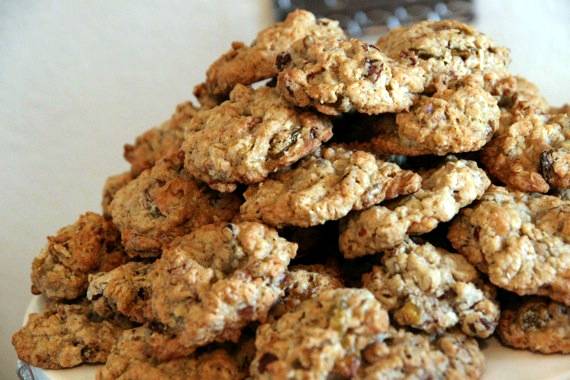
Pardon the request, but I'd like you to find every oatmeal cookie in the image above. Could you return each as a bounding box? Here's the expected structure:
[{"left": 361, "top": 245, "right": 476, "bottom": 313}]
[
  {"left": 360, "top": 81, "right": 499, "bottom": 156},
  {"left": 182, "top": 85, "right": 333, "bottom": 192},
  {"left": 358, "top": 328, "right": 485, "bottom": 379},
  {"left": 558, "top": 189, "right": 570, "bottom": 201},
  {"left": 251, "top": 288, "right": 389, "bottom": 379},
  {"left": 102, "top": 171, "right": 133, "bottom": 218},
  {"left": 448, "top": 185, "right": 570, "bottom": 305},
  {"left": 145, "top": 222, "right": 296, "bottom": 360},
  {"left": 204, "top": 9, "right": 345, "bottom": 96},
  {"left": 124, "top": 101, "right": 197, "bottom": 176},
  {"left": 340, "top": 159, "right": 490, "bottom": 258},
  {"left": 193, "top": 82, "right": 225, "bottom": 109},
  {"left": 269, "top": 264, "right": 344, "bottom": 319},
  {"left": 377, "top": 19, "right": 510, "bottom": 90},
  {"left": 240, "top": 146, "right": 421, "bottom": 228},
  {"left": 12, "top": 304, "right": 122, "bottom": 369},
  {"left": 276, "top": 36, "right": 426, "bottom": 115},
  {"left": 97, "top": 328, "right": 243, "bottom": 380},
  {"left": 362, "top": 239, "right": 499, "bottom": 337},
  {"left": 497, "top": 297, "right": 570, "bottom": 354},
  {"left": 88, "top": 262, "right": 152, "bottom": 323},
  {"left": 109, "top": 153, "right": 241, "bottom": 256},
  {"left": 482, "top": 111, "right": 570, "bottom": 192},
  {"left": 31, "top": 212, "right": 127, "bottom": 301}
]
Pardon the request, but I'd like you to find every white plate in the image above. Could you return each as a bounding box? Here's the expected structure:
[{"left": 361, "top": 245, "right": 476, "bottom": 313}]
[{"left": 17, "top": 296, "right": 570, "bottom": 380}]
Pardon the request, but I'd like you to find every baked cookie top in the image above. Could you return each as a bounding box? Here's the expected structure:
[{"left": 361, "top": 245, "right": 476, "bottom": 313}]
[
  {"left": 124, "top": 101, "right": 198, "bottom": 177},
  {"left": 358, "top": 328, "right": 485, "bottom": 380},
  {"left": 377, "top": 19, "right": 510, "bottom": 89},
  {"left": 269, "top": 264, "right": 344, "bottom": 320},
  {"left": 204, "top": 9, "right": 345, "bottom": 96},
  {"left": 182, "top": 85, "right": 333, "bottom": 192},
  {"left": 109, "top": 153, "right": 241, "bottom": 256},
  {"left": 31, "top": 212, "right": 127, "bottom": 301},
  {"left": 276, "top": 37, "right": 426, "bottom": 115},
  {"left": 251, "top": 288, "right": 389, "bottom": 379},
  {"left": 482, "top": 111, "right": 570, "bottom": 193},
  {"left": 88, "top": 262, "right": 152, "bottom": 323},
  {"left": 448, "top": 185, "right": 570, "bottom": 304},
  {"left": 12, "top": 304, "right": 122, "bottom": 369},
  {"left": 357, "top": 80, "right": 499, "bottom": 156},
  {"left": 340, "top": 158, "right": 490, "bottom": 258},
  {"left": 363, "top": 239, "right": 499, "bottom": 338},
  {"left": 102, "top": 171, "right": 133, "bottom": 218},
  {"left": 240, "top": 146, "right": 421, "bottom": 228},
  {"left": 498, "top": 297, "right": 570, "bottom": 354},
  {"left": 145, "top": 222, "right": 296, "bottom": 360},
  {"left": 97, "top": 328, "right": 243, "bottom": 380}
]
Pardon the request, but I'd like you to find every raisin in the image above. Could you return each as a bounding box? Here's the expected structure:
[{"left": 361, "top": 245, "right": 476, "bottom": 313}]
[{"left": 276, "top": 52, "right": 292, "bottom": 70}]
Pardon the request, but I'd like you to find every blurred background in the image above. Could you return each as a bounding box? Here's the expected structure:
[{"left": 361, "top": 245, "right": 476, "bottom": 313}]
[{"left": 0, "top": 0, "right": 569, "bottom": 377}]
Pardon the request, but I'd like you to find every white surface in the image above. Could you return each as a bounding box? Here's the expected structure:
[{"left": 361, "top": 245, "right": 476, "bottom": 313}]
[
  {"left": 19, "top": 296, "right": 570, "bottom": 380},
  {"left": 1, "top": 0, "right": 569, "bottom": 378}
]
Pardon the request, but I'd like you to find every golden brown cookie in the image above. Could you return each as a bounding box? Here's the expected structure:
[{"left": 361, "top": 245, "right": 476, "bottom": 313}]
[
  {"left": 88, "top": 262, "right": 152, "bottom": 323},
  {"left": 363, "top": 239, "right": 499, "bottom": 338},
  {"left": 448, "top": 185, "right": 570, "bottom": 305},
  {"left": 269, "top": 264, "right": 344, "bottom": 319},
  {"left": 498, "top": 297, "right": 570, "bottom": 354},
  {"left": 124, "top": 101, "right": 197, "bottom": 176},
  {"left": 145, "top": 222, "right": 296, "bottom": 360},
  {"left": 240, "top": 146, "right": 421, "bottom": 228},
  {"left": 359, "top": 328, "right": 485, "bottom": 379},
  {"left": 251, "top": 288, "right": 389, "bottom": 379},
  {"left": 482, "top": 111, "right": 570, "bottom": 192},
  {"left": 109, "top": 153, "right": 241, "bottom": 256},
  {"left": 357, "top": 80, "right": 499, "bottom": 156},
  {"left": 97, "top": 328, "right": 243, "bottom": 380},
  {"left": 276, "top": 36, "right": 426, "bottom": 115},
  {"left": 182, "top": 85, "right": 333, "bottom": 192},
  {"left": 102, "top": 171, "right": 133, "bottom": 218},
  {"left": 31, "top": 212, "right": 127, "bottom": 301},
  {"left": 340, "top": 158, "right": 490, "bottom": 258},
  {"left": 204, "top": 9, "right": 345, "bottom": 96},
  {"left": 12, "top": 304, "right": 122, "bottom": 369},
  {"left": 377, "top": 19, "right": 510, "bottom": 90}
]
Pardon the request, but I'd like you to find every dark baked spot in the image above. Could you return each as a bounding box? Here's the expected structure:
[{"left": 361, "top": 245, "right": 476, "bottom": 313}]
[
  {"left": 539, "top": 150, "right": 555, "bottom": 185},
  {"left": 258, "top": 352, "right": 278, "bottom": 373},
  {"left": 276, "top": 52, "right": 292, "bottom": 71}
]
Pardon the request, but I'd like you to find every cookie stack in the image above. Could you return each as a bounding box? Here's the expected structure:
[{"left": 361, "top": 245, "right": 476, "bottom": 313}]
[{"left": 12, "top": 10, "right": 570, "bottom": 379}]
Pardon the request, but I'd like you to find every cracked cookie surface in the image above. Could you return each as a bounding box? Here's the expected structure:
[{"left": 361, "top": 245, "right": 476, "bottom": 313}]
[
  {"left": 358, "top": 81, "right": 499, "bottom": 156},
  {"left": 358, "top": 328, "right": 485, "bottom": 380},
  {"left": 482, "top": 111, "right": 570, "bottom": 192},
  {"left": 204, "top": 9, "right": 345, "bottom": 96},
  {"left": 448, "top": 185, "right": 570, "bottom": 305},
  {"left": 363, "top": 239, "right": 499, "bottom": 337},
  {"left": 269, "top": 264, "right": 344, "bottom": 319},
  {"left": 340, "top": 159, "right": 490, "bottom": 258},
  {"left": 251, "top": 288, "right": 389, "bottom": 379},
  {"left": 12, "top": 304, "right": 122, "bottom": 369},
  {"left": 377, "top": 19, "right": 510, "bottom": 90},
  {"left": 182, "top": 85, "right": 333, "bottom": 192},
  {"left": 88, "top": 262, "right": 152, "bottom": 323},
  {"left": 109, "top": 153, "right": 241, "bottom": 256},
  {"left": 97, "top": 328, "right": 243, "bottom": 380},
  {"left": 498, "top": 297, "right": 570, "bottom": 354},
  {"left": 276, "top": 37, "right": 426, "bottom": 115},
  {"left": 102, "top": 172, "right": 133, "bottom": 218},
  {"left": 145, "top": 222, "right": 296, "bottom": 360},
  {"left": 124, "top": 101, "right": 198, "bottom": 176},
  {"left": 31, "top": 212, "right": 127, "bottom": 301},
  {"left": 240, "top": 146, "right": 421, "bottom": 228}
]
